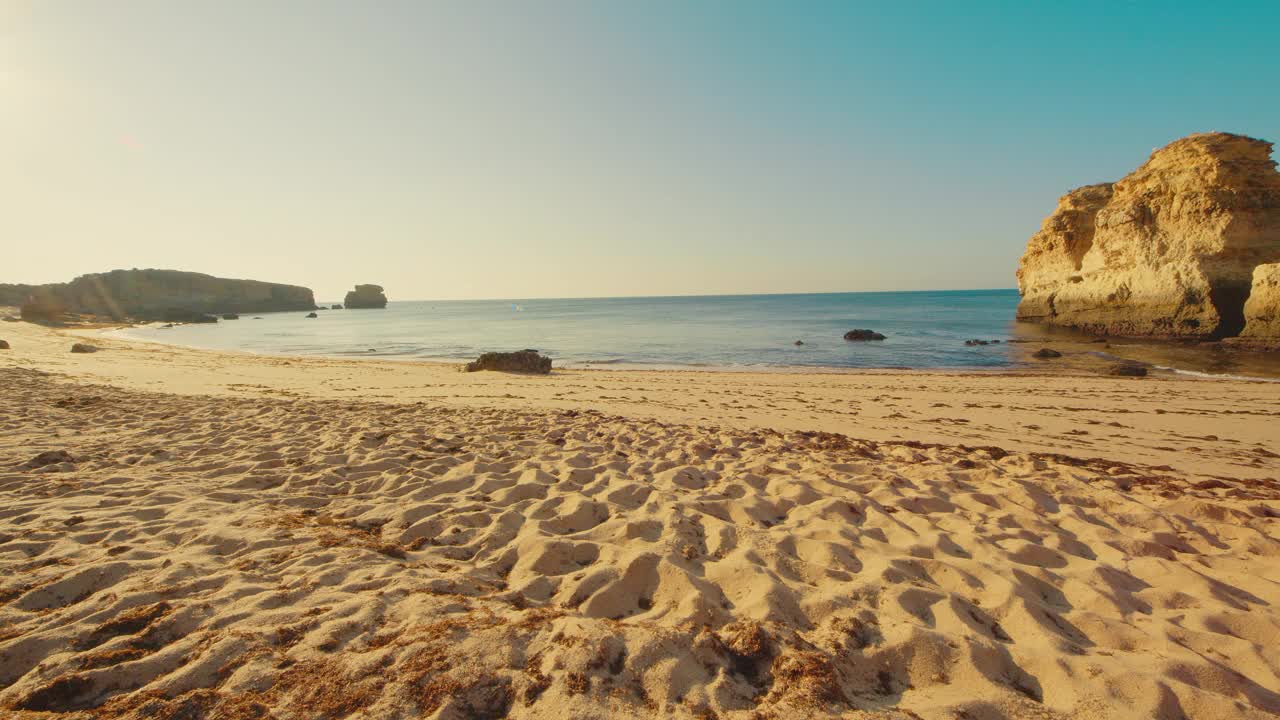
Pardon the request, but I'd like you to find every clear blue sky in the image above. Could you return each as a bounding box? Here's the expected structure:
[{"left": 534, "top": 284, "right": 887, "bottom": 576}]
[{"left": 3, "top": 1, "right": 1277, "bottom": 300}]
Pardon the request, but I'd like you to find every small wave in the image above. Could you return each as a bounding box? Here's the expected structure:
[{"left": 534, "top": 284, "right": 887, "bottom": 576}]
[{"left": 1155, "top": 366, "right": 1280, "bottom": 383}]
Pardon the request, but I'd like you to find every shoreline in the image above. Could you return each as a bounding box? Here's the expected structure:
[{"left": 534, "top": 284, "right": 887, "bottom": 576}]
[
  {"left": 3, "top": 319, "right": 1279, "bottom": 483},
  {"left": 102, "top": 321, "right": 1280, "bottom": 382}
]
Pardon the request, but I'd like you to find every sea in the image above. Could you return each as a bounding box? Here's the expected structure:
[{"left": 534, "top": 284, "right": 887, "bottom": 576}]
[{"left": 112, "top": 289, "right": 1280, "bottom": 378}]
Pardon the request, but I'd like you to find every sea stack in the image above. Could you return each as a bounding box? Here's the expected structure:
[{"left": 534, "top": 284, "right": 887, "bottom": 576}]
[
  {"left": 1015, "top": 132, "right": 1280, "bottom": 340},
  {"left": 344, "top": 284, "right": 388, "bottom": 309}
]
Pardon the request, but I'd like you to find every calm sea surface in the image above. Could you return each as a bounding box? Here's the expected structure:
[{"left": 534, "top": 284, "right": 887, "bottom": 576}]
[
  {"left": 112, "top": 289, "right": 1280, "bottom": 377},
  {"left": 116, "top": 290, "right": 1023, "bottom": 369}
]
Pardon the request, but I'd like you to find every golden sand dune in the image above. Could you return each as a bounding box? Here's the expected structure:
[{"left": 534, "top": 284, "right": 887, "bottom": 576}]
[{"left": 2, "top": 360, "right": 1279, "bottom": 719}]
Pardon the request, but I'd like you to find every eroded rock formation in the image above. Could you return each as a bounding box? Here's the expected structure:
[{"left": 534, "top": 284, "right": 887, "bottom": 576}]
[
  {"left": 1016, "top": 133, "right": 1280, "bottom": 340},
  {"left": 1239, "top": 263, "right": 1280, "bottom": 340},
  {"left": 344, "top": 284, "right": 388, "bottom": 309},
  {"left": 464, "top": 350, "right": 552, "bottom": 374},
  {"left": 2, "top": 270, "right": 315, "bottom": 322}
]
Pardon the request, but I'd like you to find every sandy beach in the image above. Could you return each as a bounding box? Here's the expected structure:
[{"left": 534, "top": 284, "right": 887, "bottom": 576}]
[{"left": 3, "top": 320, "right": 1280, "bottom": 719}]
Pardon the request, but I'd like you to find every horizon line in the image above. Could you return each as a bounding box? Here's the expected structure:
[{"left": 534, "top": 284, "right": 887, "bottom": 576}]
[{"left": 338, "top": 286, "right": 1020, "bottom": 304}]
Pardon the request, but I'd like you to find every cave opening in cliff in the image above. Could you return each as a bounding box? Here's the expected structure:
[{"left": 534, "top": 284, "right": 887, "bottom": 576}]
[{"left": 1207, "top": 281, "right": 1252, "bottom": 339}]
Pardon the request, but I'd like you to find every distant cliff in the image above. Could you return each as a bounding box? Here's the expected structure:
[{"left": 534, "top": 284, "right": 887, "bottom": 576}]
[
  {"left": 1, "top": 269, "right": 316, "bottom": 321},
  {"left": 1016, "top": 132, "right": 1280, "bottom": 340}
]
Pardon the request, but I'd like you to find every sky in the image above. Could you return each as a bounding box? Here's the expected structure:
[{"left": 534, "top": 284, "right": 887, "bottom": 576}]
[{"left": 3, "top": 1, "right": 1278, "bottom": 301}]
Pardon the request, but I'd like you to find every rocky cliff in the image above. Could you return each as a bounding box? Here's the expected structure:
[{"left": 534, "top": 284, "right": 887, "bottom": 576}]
[
  {"left": 2, "top": 269, "right": 316, "bottom": 321},
  {"left": 344, "top": 284, "right": 388, "bottom": 309},
  {"left": 1239, "top": 263, "right": 1280, "bottom": 340},
  {"left": 1016, "top": 132, "right": 1280, "bottom": 339}
]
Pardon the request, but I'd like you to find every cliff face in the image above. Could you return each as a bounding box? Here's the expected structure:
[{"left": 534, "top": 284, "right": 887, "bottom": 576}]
[
  {"left": 344, "top": 284, "right": 388, "bottom": 309},
  {"left": 3, "top": 269, "right": 316, "bottom": 321},
  {"left": 1240, "top": 263, "right": 1280, "bottom": 339},
  {"left": 1016, "top": 132, "right": 1280, "bottom": 339}
]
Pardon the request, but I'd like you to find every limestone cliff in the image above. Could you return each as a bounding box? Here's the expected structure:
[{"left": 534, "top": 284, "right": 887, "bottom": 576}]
[
  {"left": 1016, "top": 132, "right": 1280, "bottom": 339},
  {"left": 2, "top": 269, "right": 316, "bottom": 321},
  {"left": 1239, "top": 263, "right": 1280, "bottom": 340},
  {"left": 344, "top": 284, "right": 388, "bottom": 309}
]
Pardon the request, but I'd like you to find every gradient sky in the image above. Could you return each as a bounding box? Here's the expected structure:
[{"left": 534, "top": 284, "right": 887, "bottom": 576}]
[{"left": 3, "top": 1, "right": 1278, "bottom": 301}]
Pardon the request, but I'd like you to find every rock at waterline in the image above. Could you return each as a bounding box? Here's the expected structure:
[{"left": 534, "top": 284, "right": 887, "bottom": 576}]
[
  {"left": 1109, "top": 362, "right": 1149, "bottom": 377},
  {"left": 1032, "top": 348, "right": 1062, "bottom": 359},
  {"left": 305, "top": 312, "right": 318, "bottom": 319},
  {"left": 70, "top": 343, "right": 100, "bottom": 354},
  {"left": 331, "top": 304, "right": 343, "bottom": 310},
  {"left": 794, "top": 340, "right": 804, "bottom": 346},
  {"left": 464, "top": 350, "right": 552, "bottom": 374},
  {"left": 344, "top": 284, "right": 388, "bottom": 309},
  {"left": 844, "top": 329, "right": 886, "bottom": 341},
  {"left": 222, "top": 313, "right": 240, "bottom": 320}
]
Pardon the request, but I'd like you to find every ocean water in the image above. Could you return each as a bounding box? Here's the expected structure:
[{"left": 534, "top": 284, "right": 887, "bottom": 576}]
[{"left": 114, "top": 289, "right": 1028, "bottom": 370}]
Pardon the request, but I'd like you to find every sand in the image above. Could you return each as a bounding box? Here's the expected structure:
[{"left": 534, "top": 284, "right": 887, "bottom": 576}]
[{"left": 1, "top": 320, "right": 1279, "bottom": 719}]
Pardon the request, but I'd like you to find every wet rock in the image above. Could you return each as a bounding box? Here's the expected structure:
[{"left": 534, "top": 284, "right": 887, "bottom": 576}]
[
  {"left": 221, "top": 313, "right": 239, "bottom": 320},
  {"left": 965, "top": 339, "right": 991, "bottom": 346},
  {"left": 331, "top": 304, "right": 343, "bottom": 310},
  {"left": 1109, "top": 362, "right": 1149, "bottom": 377},
  {"left": 844, "top": 329, "right": 886, "bottom": 341},
  {"left": 305, "top": 312, "right": 318, "bottom": 318},
  {"left": 1032, "top": 348, "right": 1062, "bottom": 359},
  {"left": 464, "top": 350, "right": 552, "bottom": 374},
  {"left": 0, "top": 339, "right": 8, "bottom": 350},
  {"left": 794, "top": 340, "right": 804, "bottom": 346},
  {"left": 70, "top": 343, "right": 100, "bottom": 354}
]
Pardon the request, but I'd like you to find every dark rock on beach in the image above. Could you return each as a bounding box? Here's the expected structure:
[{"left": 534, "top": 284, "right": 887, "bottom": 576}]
[
  {"left": 1032, "top": 348, "right": 1062, "bottom": 359},
  {"left": 464, "top": 350, "right": 552, "bottom": 374},
  {"left": 1109, "top": 362, "right": 1149, "bottom": 377},
  {"left": 70, "top": 343, "right": 100, "bottom": 354},
  {"left": 221, "top": 313, "right": 240, "bottom": 320},
  {"left": 794, "top": 340, "right": 804, "bottom": 346},
  {"left": 0, "top": 340, "right": 8, "bottom": 350},
  {"left": 305, "top": 312, "right": 318, "bottom": 318},
  {"left": 27, "top": 450, "right": 75, "bottom": 469},
  {"left": 331, "top": 304, "right": 343, "bottom": 310},
  {"left": 844, "top": 329, "right": 886, "bottom": 341}
]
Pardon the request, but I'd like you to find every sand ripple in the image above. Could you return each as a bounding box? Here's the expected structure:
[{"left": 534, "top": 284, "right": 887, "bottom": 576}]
[{"left": 2, "top": 368, "right": 1279, "bottom": 719}]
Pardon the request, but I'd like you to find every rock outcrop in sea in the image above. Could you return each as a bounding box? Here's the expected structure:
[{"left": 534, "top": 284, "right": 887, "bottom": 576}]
[
  {"left": 1016, "top": 132, "right": 1280, "bottom": 340},
  {"left": 1, "top": 269, "right": 316, "bottom": 322},
  {"left": 344, "top": 284, "right": 388, "bottom": 309}
]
